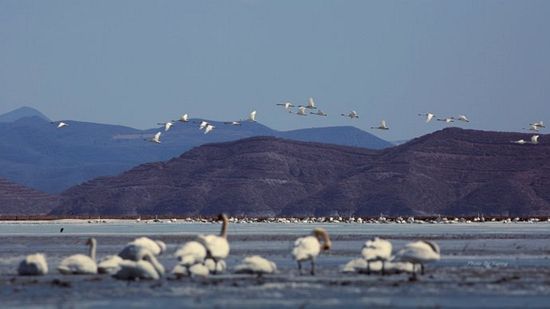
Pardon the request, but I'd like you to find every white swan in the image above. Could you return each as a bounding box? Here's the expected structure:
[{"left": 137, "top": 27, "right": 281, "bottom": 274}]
[
  {"left": 119, "top": 237, "right": 166, "bottom": 261},
  {"left": 204, "top": 258, "right": 226, "bottom": 274},
  {"left": 276, "top": 102, "right": 294, "bottom": 112},
  {"left": 310, "top": 110, "right": 328, "bottom": 116},
  {"left": 456, "top": 115, "right": 469, "bottom": 122},
  {"left": 178, "top": 114, "right": 189, "bottom": 123},
  {"left": 371, "top": 120, "right": 389, "bottom": 130},
  {"left": 295, "top": 106, "right": 308, "bottom": 116},
  {"left": 197, "top": 214, "right": 230, "bottom": 274},
  {"left": 361, "top": 237, "right": 392, "bottom": 274},
  {"left": 392, "top": 240, "right": 440, "bottom": 277},
  {"left": 530, "top": 121, "right": 545, "bottom": 128},
  {"left": 224, "top": 121, "right": 241, "bottom": 126},
  {"left": 175, "top": 241, "right": 207, "bottom": 267},
  {"left": 248, "top": 110, "right": 257, "bottom": 122},
  {"left": 172, "top": 262, "right": 210, "bottom": 278},
  {"left": 146, "top": 132, "right": 162, "bottom": 144},
  {"left": 531, "top": 135, "right": 540, "bottom": 144},
  {"left": 418, "top": 113, "right": 435, "bottom": 123},
  {"left": 18, "top": 253, "right": 48, "bottom": 276},
  {"left": 199, "top": 121, "right": 209, "bottom": 130},
  {"left": 56, "top": 122, "right": 68, "bottom": 128},
  {"left": 341, "top": 258, "right": 367, "bottom": 273},
  {"left": 511, "top": 139, "right": 527, "bottom": 144},
  {"left": 341, "top": 111, "right": 359, "bottom": 119},
  {"left": 58, "top": 238, "right": 98, "bottom": 275},
  {"left": 234, "top": 255, "right": 277, "bottom": 277},
  {"left": 97, "top": 255, "right": 123, "bottom": 274},
  {"left": 157, "top": 121, "right": 174, "bottom": 132},
  {"left": 204, "top": 124, "right": 215, "bottom": 134},
  {"left": 437, "top": 117, "right": 454, "bottom": 123},
  {"left": 113, "top": 252, "right": 165, "bottom": 281},
  {"left": 292, "top": 228, "right": 331, "bottom": 275},
  {"left": 300, "top": 97, "right": 317, "bottom": 109}
]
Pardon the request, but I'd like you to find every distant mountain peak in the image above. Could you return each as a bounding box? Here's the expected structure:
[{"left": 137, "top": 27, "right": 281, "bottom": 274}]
[{"left": 0, "top": 106, "right": 51, "bottom": 123}]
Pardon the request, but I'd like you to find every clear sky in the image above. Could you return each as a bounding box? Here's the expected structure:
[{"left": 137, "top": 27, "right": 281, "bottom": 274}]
[{"left": 1, "top": 0, "right": 549, "bottom": 140}]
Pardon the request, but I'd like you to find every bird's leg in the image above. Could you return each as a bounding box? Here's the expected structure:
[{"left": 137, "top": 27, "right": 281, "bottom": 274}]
[
  {"left": 213, "top": 259, "right": 218, "bottom": 275},
  {"left": 421, "top": 263, "right": 425, "bottom": 275},
  {"left": 297, "top": 261, "right": 302, "bottom": 275},
  {"left": 310, "top": 259, "right": 316, "bottom": 276},
  {"left": 367, "top": 261, "right": 371, "bottom": 275},
  {"left": 381, "top": 261, "right": 385, "bottom": 276}
]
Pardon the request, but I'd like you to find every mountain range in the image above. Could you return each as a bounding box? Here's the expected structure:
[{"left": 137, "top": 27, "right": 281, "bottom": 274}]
[
  {"left": 51, "top": 128, "right": 550, "bottom": 217},
  {"left": 0, "top": 107, "right": 392, "bottom": 193}
]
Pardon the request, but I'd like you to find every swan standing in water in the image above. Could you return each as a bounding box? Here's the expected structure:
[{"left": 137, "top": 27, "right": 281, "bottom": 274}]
[
  {"left": 392, "top": 240, "right": 440, "bottom": 278},
  {"left": 234, "top": 255, "right": 277, "bottom": 277},
  {"left": 58, "top": 238, "right": 98, "bottom": 275},
  {"left": 292, "top": 228, "right": 332, "bottom": 275},
  {"left": 113, "top": 252, "right": 165, "bottom": 281},
  {"left": 18, "top": 253, "right": 48, "bottom": 276},
  {"left": 173, "top": 240, "right": 207, "bottom": 274},
  {"left": 361, "top": 237, "right": 392, "bottom": 274},
  {"left": 172, "top": 262, "right": 210, "bottom": 278},
  {"left": 197, "top": 214, "right": 230, "bottom": 274}
]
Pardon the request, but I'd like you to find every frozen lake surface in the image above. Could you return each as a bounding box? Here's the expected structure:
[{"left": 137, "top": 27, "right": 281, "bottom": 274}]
[{"left": 1, "top": 222, "right": 549, "bottom": 308}]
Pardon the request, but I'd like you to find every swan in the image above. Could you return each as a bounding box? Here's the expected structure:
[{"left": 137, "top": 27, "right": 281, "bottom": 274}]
[
  {"left": 418, "top": 113, "right": 435, "bottom": 123},
  {"left": 248, "top": 110, "right": 257, "bottom": 122},
  {"left": 525, "top": 124, "right": 540, "bottom": 132},
  {"left": 437, "top": 117, "right": 454, "bottom": 123},
  {"left": 58, "top": 238, "right": 98, "bottom": 275},
  {"left": 456, "top": 115, "right": 469, "bottom": 122},
  {"left": 145, "top": 132, "right": 162, "bottom": 144},
  {"left": 178, "top": 114, "right": 189, "bottom": 123},
  {"left": 234, "top": 255, "right": 277, "bottom": 277},
  {"left": 371, "top": 120, "right": 389, "bottom": 130},
  {"left": 97, "top": 255, "right": 123, "bottom": 274},
  {"left": 175, "top": 241, "right": 207, "bottom": 267},
  {"left": 310, "top": 110, "right": 328, "bottom": 116},
  {"left": 204, "top": 124, "right": 215, "bottom": 134},
  {"left": 292, "top": 228, "right": 331, "bottom": 275},
  {"left": 531, "top": 135, "right": 540, "bottom": 144},
  {"left": 224, "top": 121, "right": 241, "bottom": 126},
  {"left": 361, "top": 237, "right": 392, "bottom": 274},
  {"left": 157, "top": 121, "right": 174, "bottom": 132},
  {"left": 295, "top": 106, "right": 308, "bottom": 116},
  {"left": 511, "top": 139, "right": 527, "bottom": 144},
  {"left": 199, "top": 121, "right": 209, "bottom": 130},
  {"left": 276, "top": 102, "right": 294, "bottom": 112},
  {"left": 204, "top": 258, "right": 226, "bottom": 274},
  {"left": 341, "top": 111, "right": 359, "bottom": 119},
  {"left": 392, "top": 240, "right": 440, "bottom": 277},
  {"left": 119, "top": 237, "right": 166, "bottom": 261},
  {"left": 52, "top": 121, "right": 68, "bottom": 128},
  {"left": 299, "top": 97, "right": 317, "bottom": 109},
  {"left": 113, "top": 252, "right": 165, "bottom": 281},
  {"left": 196, "top": 214, "right": 230, "bottom": 274},
  {"left": 341, "top": 258, "right": 367, "bottom": 273},
  {"left": 530, "top": 121, "right": 545, "bottom": 128},
  {"left": 172, "top": 262, "right": 210, "bottom": 278},
  {"left": 18, "top": 253, "right": 48, "bottom": 276}
]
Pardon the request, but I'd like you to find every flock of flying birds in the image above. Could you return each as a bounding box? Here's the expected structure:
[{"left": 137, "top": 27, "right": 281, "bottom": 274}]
[
  {"left": 50, "top": 97, "right": 544, "bottom": 145},
  {"left": 16, "top": 215, "right": 440, "bottom": 280}
]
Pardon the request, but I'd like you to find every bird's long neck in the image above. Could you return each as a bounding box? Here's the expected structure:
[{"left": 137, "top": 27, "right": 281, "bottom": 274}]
[
  {"left": 219, "top": 216, "right": 228, "bottom": 238},
  {"left": 148, "top": 254, "right": 165, "bottom": 277},
  {"left": 89, "top": 241, "right": 96, "bottom": 261}
]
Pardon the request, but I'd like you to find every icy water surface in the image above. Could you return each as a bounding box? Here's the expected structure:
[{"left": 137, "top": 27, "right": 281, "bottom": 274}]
[{"left": 1, "top": 222, "right": 550, "bottom": 308}]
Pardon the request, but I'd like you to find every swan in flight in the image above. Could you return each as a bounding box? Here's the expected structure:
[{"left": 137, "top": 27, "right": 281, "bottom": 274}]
[
  {"left": 113, "top": 252, "right": 165, "bottom": 281},
  {"left": 197, "top": 214, "right": 230, "bottom": 274},
  {"left": 361, "top": 237, "right": 392, "bottom": 274},
  {"left": 176, "top": 114, "right": 189, "bottom": 123},
  {"left": 531, "top": 135, "right": 540, "bottom": 144},
  {"left": 511, "top": 139, "right": 527, "bottom": 145},
  {"left": 299, "top": 97, "right": 317, "bottom": 110},
  {"left": 248, "top": 110, "right": 257, "bottom": 122},
  {"left": 341, "top": 111, "right": 359, "bottom": 119},
  {"left": 234, "top": 255, "right": 277, "bottom": 277},
  {"left": 224, "top": 121, "right": 241, "bottom": 126},
  {"left": 199, "top": 121, "right": 209, "bottom": 130},
  {"left": 18, "top": 253, "right": 48, "bottom": 276},
  {"left": 276, "top": 102, "right": 294, "bottom": 112},
  {"left": 530, "top": 121, "right": 545, "bottom": 129},
  {"left": 524, "top": 124, "right": 540, "bottom": 132},
  {"left": 58, "top": 238, "right": 98, "bottom": 275},
  {"left": 437, "top": 117, "right": 454, "bottom": 123},
  {"left": 157, "top": 121, "right": 174, "bottom": 132},
  {"left": 310, "top": 110, "right": 328, "bottom": 116},
  {"left": 145, "top": 132, "right": 162, "bottom": 144},
  {"left": 204, "top": 124, "right": 215, "bottom": 134},
  {"left": 418, "top": 113, "right": 435, "bottom": 123},
  {"left": 292, "top": 228, "right": 331, "bottom": 275},
  {"left": 52, "top": 121, "right": 68, "bottom": 128},
  {"left": 371, "top": 120, "right": 389, "bottom": 130},
  {"left": 295, "top": 106, "right": 308, "bottom": 116},
  {"left": 456, "top": 115, "right": 469, "bottom": 122},
  {"left": 392, "top": 240, "right": 440, "bottom": 278}
]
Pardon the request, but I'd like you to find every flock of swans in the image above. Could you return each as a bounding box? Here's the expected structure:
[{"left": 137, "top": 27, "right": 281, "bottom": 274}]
[
  {"left": 49, "top": 97, "right": 544, "bottom": 146},
  {"left": 16, "top": 214, "right": 440, "bottom": 281}
]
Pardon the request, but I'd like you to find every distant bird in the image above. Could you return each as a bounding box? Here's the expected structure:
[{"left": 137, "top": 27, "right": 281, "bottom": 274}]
[
  {"left": 456, "top": 115, "right": 469, "bottom": 122},
  {"left": 511, "top": 139, "right": 527, "bottom": 145},
  {"left": 178, "top": 114, "right": 189, "bottom": 123},
  {"left": 341, "top": 111, "right": 359, "bottom": 119},
  {"left": 531, "top": 135, "right": 540, "bottom": 144},
  {"left": 299, "top": 97, "right": 317, "bottom": 110},
  {"left": 234, "top": 255, "right": 277, "bottom": 277},
  {"left": 437, "top": 117, "right": 454, "bottom": 123},
  {"left": 524, "top": 124, "right": 540, "bottom": 132},
  {"left": 58, "top": 238, "right": 98, "bottom": 275},
  {"left": 361, "top": 237, "right": 392, "bottom": 274},
  {"left": 197, "top": 214, "right": 230, "bottom": 274},
  {"left": 60, "top": 228, "right": 64, "bottom": 233},
  {"left": 199, "top": 121, "right": 209, "bottom": 130},
  {"left": 97, "top": 255, "right": 123, "bottom": 274},
  {"left": 392, "top": 240, "right": 440, "bottom": 277},
  {"left": 52, "top": 121, "right": 68, "bottom": 128},
  {"left": 204, "top": 124, "right": 215, "bottom": 134},
  {"left": 276, "top": 102, "right": 294, "bottom": 112},
  {"left": 418, "top": 113, "right": 435, "bottom": 123},
  {"left": 18, "top": 253, "right": 48, "bottom": 276},
  {"left": 371, "top": 120, "right": 389, "bottom": 130},
  {"left": 146, "top": 132, "right": 162, "bottom": 144},
  {"left": 248, "top": 110, "right": 257, "bottom": 122},
  {"left": 224, "top": 121, "right": 241, "bottom": 126},
  {"left": 157, "top": 121, "right": 174, "bottom": 132},
  {"left": 310, "top": 110, "right": 328, "bottom": 116},
  {"left": 113, "top": 252, "right": 165, "bottom": 281},
  {"left": 530, "top": 121, "right": 545, "bottom": 129},
  {"left": 292, "top": 228, "right": 331, "bottom": 275},
  {"left": 295, "top": 106, "right": 308, "bottom": 116}
]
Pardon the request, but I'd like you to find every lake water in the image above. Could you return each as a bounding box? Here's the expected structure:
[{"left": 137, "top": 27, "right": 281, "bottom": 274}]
[{"left": 1, "top": 221, "right": 549, "bottom": 308}]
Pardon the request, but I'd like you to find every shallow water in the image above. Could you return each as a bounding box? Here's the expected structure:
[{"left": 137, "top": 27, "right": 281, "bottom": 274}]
[{"left": 1, "top": 222, "right": 549, "bottom": 308}]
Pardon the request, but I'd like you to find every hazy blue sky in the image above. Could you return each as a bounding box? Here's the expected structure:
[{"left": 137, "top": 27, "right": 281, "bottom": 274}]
[{"left": 1, "top": 0, "right": 549, "bottom": 140}]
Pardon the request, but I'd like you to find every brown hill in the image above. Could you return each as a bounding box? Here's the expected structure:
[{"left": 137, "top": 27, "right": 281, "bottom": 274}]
[
  {"left": 51, "top": 128, "right": 550, "bottom": 217},
  {"left": 0, "top": 178, "right": 59, "bottom": 215}
]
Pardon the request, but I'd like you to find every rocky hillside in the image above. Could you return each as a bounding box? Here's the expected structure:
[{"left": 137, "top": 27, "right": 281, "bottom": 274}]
[
  {"left": 51, "top": 128, "right": 550, "bottom": 217},
  {"left": 0, "top": 178, "right": 59, "bottom": 215}
]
